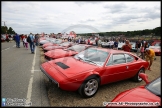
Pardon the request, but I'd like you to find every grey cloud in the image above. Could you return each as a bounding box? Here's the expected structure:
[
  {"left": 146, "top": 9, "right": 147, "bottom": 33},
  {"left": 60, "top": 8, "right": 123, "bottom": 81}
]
[
  {"left": 143, "top": 12, "right": 160, "bottom": 19},
  {"left": 104, "top": 3, "right": 127, "bottom": 13},
  {"left": 87, "top": 19, "right": 95, "bottom": 22},
  {"left": 79, "top": 19, "right": 95, "bottom": 23},
  {"left": 75, "top": 1, "right": 101, "bottom": 6}
]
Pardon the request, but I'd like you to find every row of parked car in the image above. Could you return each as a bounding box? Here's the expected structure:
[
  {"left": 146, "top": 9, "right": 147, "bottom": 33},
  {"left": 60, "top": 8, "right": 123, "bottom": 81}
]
[
  {"left": 39, "top": 37, "right": 160, "bottom": 106},
  {"left": 1, "top": 34, "right": 14, "bottom": 42}
]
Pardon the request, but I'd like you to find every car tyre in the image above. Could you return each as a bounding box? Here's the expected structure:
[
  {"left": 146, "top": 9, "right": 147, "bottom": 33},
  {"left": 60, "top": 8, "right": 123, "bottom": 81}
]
[
  {"left": 132, "top": 68, "right": 145, "bottom": 82},
  {"left": 78, "top": 77, "right": 99, "bottom": 98}
]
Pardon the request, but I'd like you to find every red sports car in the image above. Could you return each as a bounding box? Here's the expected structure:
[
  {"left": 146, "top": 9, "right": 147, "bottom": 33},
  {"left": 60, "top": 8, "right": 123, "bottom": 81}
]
[
  {"left": 151, "top": 40, "right": 161, "bottom": 46},
  {"left": 42, "top": 42, "right": 58, "bottom": 48},
  {"left": 44, "top": 44, "right": 93, "bottom": 60},
  {"left": 43, "top": 42, "right": 75, "bottom": 52},
  {"left": 109, "top": 73, "right": 161, "bottom": 107},
  {"left": 42, "top": 39, "right": 63, "bottom": 48},
  {"left": 40, "top": 48, "right": 149, "bottom": 98}
]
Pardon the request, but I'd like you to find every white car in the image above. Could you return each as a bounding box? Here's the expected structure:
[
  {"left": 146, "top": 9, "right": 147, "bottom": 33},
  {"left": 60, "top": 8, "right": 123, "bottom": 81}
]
[
  {"left": 101, "top": 42, "right": 110, "bottom": 47},
  {"left": 130, "top": 42, "right": 137, "bottom": 52},
  {"left": 118, "top": 42, "right": 125, "bottom": 50}
]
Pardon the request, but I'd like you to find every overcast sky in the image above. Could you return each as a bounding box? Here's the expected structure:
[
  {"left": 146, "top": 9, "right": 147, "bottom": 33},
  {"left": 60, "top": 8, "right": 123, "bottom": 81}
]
[{"left": 2, "top": 1, "right": 161, "bottom": 34}]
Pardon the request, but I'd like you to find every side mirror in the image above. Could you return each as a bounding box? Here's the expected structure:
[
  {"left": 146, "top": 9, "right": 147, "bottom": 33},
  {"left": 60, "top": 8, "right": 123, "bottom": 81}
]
[{"left": 139, "top": 73, "right": 150, "bottom": 84}]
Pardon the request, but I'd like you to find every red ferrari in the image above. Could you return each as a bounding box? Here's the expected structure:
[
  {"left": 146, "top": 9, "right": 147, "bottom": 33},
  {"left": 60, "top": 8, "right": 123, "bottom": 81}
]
[
  {"left": 40, "top": 48, "right": 149, "bottom": 98},
  {"left": 44, "top": 44, "right": 93, "bottom": 60},
  {"left": 43, "top": 42, "right": 75, "bottom": 52},
  {"left": 42, "top": 39, "right": 63, "bottom": 48},
  {"left": 109, "top": 73, "right": 161, "bottom": 107},
  {"left": 42, "top": 42, "right": 58, "bottom": 48}
]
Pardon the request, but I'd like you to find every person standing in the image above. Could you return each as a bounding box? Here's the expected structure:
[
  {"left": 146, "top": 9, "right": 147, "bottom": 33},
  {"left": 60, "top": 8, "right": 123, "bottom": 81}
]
[
  {"left": 145, "top": 48, "right": 155, "bottom": 71},
  {"left": 15, "top": 33, "right": 20, "bottom": 48},
  {"left": 98, "top": 38, "right": 102, "bottom": 47},
  {"left": 113, "top": 39, "right": 118, "bottom": 50},
  {"left": 135, "top": 39, "right": 141, "bottom": 56},
  {"left": 139, "top": 44, "right": 145, "bottom": 59},
  {"left": 21, "top": 34, "right": 25, "bottom": 47},
  {"left": 6, "top": 34, "right": 10, "bottom": 42},
  {"left": 110, "top": 40, "right": 114, "bottom": 49},
  {"left": 144, "top": 41, "right": 149, "bottom": 50},
  {"left": 122, "top": 40, "right": 132, "bottom": 52},
  {"left": 29, "top": 33, "right": 35, "bottom": 54},
  {"left": 23, "top": 35, "right": 28, "bottom": 49},
  {"left": 88, "top": 38, "right": 90, "bottom": 45},
  {"left": 35, "top": 34, "right": 39, "bottom": 46}
]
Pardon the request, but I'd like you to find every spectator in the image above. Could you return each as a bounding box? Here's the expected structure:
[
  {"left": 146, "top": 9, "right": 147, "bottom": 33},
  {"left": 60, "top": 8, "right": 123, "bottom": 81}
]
[
  {"left": 113, "top": 39, "right": 118, "bottom": 50},
  {"left": 22, "top": 34, "right": 25, "bottom": 47},
  {"left": 23, "top": 35, "right": 28, "bottom": 50},
  {"left": 139, "top": 44, "right": 145, "bottom": 59},
  {"left": 95, "top": 37, "right": 98, "bottom": 46},
  {"left": 122, "top": 40, "right": 132, "bottom": 52},
  {"left": 144, "top": 41, "right": 149, "bottom": 50},
  {"left": 15, "top": 33, "right": 20, "bottom": 48},
  {"left": 135, "top": 39, "right": 141, "bottom": 56},
  {"left": 8, "top": 34, "right": 12, "bottom": 42},
  {"left": 35, "top": 34, "right": 39, "bottom": 46},
  {"left": 110, "top": 40, "right": 114, "bottom": 49},
  {"left": 6, "top": 34, "right": 9, "bottom": 42},
  {"left": 88, "top": 38, "right": 90, "bottom": 45},
  {"left": 145, "top": 48, "right": 155, "bottom": 71},
  {"left": 29, "top": 33, "right": 35, "bottom": 54},
  {"left": 98, "top": 38, "right": 102, "bottom": 47}
]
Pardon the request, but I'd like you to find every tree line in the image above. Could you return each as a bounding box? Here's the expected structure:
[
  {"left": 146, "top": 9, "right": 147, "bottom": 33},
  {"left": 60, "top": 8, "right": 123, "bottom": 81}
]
[
  {"left": 1, "top": 26, "right": 16, "bottom": 34},
  {"left": 77, "top": 26, "right": 161, "bottom": 37}
]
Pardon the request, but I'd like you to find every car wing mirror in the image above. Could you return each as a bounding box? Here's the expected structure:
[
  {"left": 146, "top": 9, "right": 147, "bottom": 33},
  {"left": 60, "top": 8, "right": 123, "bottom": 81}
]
[{"left": 139, "top": 73, "right": 150, "bottom": 84}]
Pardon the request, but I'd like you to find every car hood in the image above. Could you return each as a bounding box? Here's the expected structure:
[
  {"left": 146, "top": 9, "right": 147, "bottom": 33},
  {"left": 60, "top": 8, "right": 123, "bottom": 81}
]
[
  {"left": 47, "top": 57, "right": 98, "bottom": 78},
  {"left": 44, "top": 49, "right": 78, "bottom": 59},
  {"left": 43, "top": 43, "right": 53, "bottom": 47},
  {"left": 112, "top": 86, "right": 160, "bottom": 102},
  {"left": 39, "top": 40, "right": 50, "bottom": 44},
  {"left": 44, "top": 46, "right": 64, "bottom": 50}
]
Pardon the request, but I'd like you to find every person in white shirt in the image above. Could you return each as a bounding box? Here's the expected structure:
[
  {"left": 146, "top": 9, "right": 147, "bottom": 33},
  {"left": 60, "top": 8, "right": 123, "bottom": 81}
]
[
  {"left": 98, "top": 38, "right": 102, "bottom": 47},
  {"left": 110, "top": 40, "right": 114, "bottom": 49},
  {"left": 23, "top": 35, "right": 28, "bottom": 50}
]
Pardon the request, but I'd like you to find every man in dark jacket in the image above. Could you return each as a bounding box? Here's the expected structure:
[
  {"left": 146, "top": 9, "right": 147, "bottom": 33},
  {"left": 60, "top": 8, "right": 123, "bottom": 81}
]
[{"left": 15, "top": 33, "right": 20, "bottom": 48}]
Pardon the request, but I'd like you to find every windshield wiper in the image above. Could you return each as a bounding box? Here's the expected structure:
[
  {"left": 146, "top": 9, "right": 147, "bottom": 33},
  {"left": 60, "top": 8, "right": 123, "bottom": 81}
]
[
  {"left": 77, "top": 56, "right": 84, "bottom": 61},
  {"left": 68, "top": 49, "right": 75, "bottom": 51},
  {"left": 84, "top": 59, "right": 98, "bottom": 65}
]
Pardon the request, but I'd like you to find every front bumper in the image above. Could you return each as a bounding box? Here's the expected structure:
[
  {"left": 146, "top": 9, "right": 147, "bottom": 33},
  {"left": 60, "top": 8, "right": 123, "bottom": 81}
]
[
  {"left": 40, "top": 66, "right": 59, "bottom": 87},
  {"left": 44, "top": 55, "right": 53, "bottom": 61}
]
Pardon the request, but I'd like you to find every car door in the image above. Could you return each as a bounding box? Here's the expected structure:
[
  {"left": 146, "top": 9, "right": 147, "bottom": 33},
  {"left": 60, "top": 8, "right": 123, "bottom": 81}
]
[
  {"left": 123, "top": 53, "right": 138, "bottom": 78},
  {"left": 101, "top": 53, "right": 129, "bottom": 85}
]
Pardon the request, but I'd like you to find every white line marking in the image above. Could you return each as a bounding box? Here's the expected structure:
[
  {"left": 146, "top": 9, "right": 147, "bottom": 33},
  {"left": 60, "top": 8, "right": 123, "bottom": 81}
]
[
  {"left": 26, "top": 47, "right": 37, "bottom": 105},
  {"left": 5, "top": 48, "right": 10, "bottom": 50},
  {"left": 26, "top": 76, "right": 33, "bottom": 105},
  {"left": 31, "top": 70, "right": 41, "bottom": 71},
  {"left": 1, "top": 47, "right": 10, "bottom": 52},
  {"left": 1, "top": 45, "right": 15, "bottom": 52}
]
